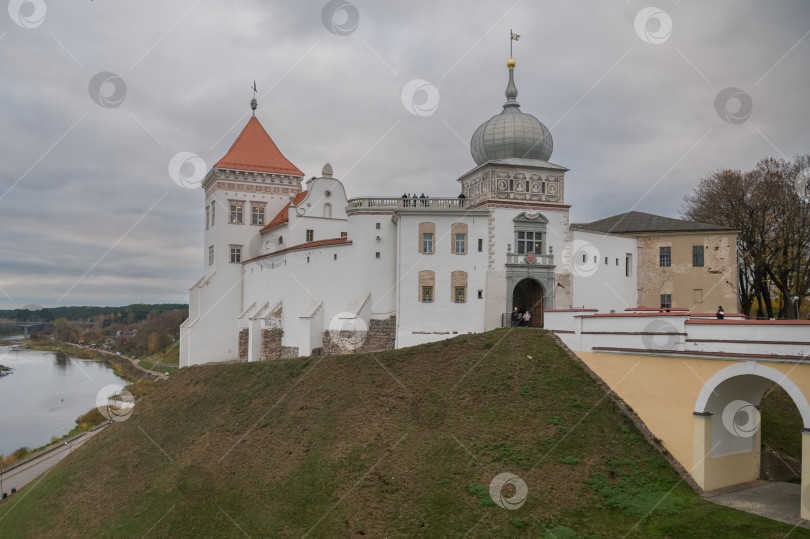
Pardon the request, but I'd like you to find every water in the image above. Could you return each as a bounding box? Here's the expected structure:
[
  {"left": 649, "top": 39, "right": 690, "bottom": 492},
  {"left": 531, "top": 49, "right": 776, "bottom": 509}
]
[{"left": 0, "top": 338, "right": 131, "bottom": 456}]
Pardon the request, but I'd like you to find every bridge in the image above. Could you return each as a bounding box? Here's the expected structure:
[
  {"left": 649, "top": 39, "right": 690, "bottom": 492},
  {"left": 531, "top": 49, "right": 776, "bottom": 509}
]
[
  {"left": 546, "top": 309, "right": 810, "bottom": 520},
  {"left": 0, "top": 321, "right": 94, "bottom": 338}
]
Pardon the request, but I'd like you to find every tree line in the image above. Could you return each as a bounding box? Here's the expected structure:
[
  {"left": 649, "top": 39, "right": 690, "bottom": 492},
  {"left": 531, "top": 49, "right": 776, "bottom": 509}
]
[
  {"left": 0, "top": 303, "right": 187, "bottom": 323},
  {"left": 682, "top": 155, "right": 810, "bottom": 319}
]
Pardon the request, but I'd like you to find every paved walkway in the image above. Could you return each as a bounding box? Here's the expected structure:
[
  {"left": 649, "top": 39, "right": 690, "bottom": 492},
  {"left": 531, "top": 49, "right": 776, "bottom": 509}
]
[
  {"left": 0, "top": 424, "right": 107, "bottom": 495},
  {"left": 706, "top": 481, "right": 810, "bottom": 529}
]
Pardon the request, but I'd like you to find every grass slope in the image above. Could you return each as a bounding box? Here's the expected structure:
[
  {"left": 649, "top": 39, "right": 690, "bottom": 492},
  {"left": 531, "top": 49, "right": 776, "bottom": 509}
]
[{"left": 1, "top": 330, "right": 806, "bottom": 538}]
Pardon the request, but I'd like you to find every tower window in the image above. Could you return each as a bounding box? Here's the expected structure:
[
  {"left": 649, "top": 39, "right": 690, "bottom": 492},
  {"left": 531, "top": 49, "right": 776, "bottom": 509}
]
[
  {"left": 251, "top": 204, "right": 265, "bottom": 225},
  {"left": 211, "top": 203, "right": 215, "bottom": 226},
  {"left": 661, "top": 294, "right": 672, "bottom": 309},
  {"left": 230, "top": 245, "right": 242, "bottom": 263},
  {"left": 340, "top": 231, "right": 348, "bottom": 238},
  {"left": 306, "top": 229, "right": 314, "bottom": 242},
  {"left": 208, "top": 245, "right": 214, "bottom": 265},
  {"left": 376, "top": 222, "right": 381, "bottom": 229},
  {"left": 205, "top": 206, "right": 209, "bottom": 230},
  {"left": 230, "top": 202, "right": 243, "bottom": 224},
  {"left": 375, "top": 252, "right": 380, "bottom": 259},
  {"left": 477, "top": 289, "right": 483, "bottom": 299},
  {"left": 478, "top": 238, "right": 483, "bottom": 252}
]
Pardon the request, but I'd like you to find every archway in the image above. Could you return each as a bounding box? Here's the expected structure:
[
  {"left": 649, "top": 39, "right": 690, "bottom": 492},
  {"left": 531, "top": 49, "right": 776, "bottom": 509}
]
[
  {"left": 512, "top": 278, "right": 544, "bottom": 328},
  {"left": 692, "top": 362, "right": 810, "bottom": 519}
]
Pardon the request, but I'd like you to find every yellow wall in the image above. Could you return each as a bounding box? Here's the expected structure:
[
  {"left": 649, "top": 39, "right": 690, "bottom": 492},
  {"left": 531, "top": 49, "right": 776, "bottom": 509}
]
[
  {"left": 576, "top": 351, "right": 810, "bottom": 488},
  {"left": 636, "top": 231, "right": 738, "bottom": 311}
]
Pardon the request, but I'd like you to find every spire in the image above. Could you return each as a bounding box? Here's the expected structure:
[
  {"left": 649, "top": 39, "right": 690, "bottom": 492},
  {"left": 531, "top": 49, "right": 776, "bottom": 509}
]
[
  {"left": 250, "top": 80, "right": 258, "bottom": 116},
  {"left": 504, "top": 57, "right": 519, "bottom": 108},
  {"left": 214, "top": 116, "right": 303, "bottom": 176}
]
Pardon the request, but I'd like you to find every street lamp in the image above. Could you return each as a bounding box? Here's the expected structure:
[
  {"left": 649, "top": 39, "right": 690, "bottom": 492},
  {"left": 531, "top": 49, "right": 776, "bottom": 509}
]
[{"left": 793, "top": 296, "right": 800, "bottom": 320}]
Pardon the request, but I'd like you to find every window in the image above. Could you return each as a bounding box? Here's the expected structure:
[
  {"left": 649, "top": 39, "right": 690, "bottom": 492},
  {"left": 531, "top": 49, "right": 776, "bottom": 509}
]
[
  {"left": 376, "top": 222, "right": 381, "bottom": 229},
  {"left": 334, "top": 254, "right": 337, "bottom": 260},
  {"left": 375, "top": 252, "right": 380, "bottom": 259},
  {"left": 230, "top": 245, "right": 242, "bottom": 263},
  {"left": 477, "top": 290, "right": 483, "bottom": 299},
  {"left": 211, "top": 203, "right": 215, "bottom": 226},
  {"left": 208, "top": 245, "right": 214, "bottom": 265},
  {"left": 230, "top": 201, "right": 243, "bottom": 224},
  {"left": 422, "top": 233, "right": 434, "bottom": 254},
  {"left": 516, "top": 230, "right": 542, "bottom": 254},
  {"left": 340, "top": 231, "right": 348, "bottom": 238},
  {"left": 605, "top": 257, "right": 608, "bottom": 264},
  {"left": 616, "top": 258, "right": 619, "bottom": 266},
  {"left": 418, "top": 222, "right": 435, "bottom": 254},
  {"left": 451, "top": 223, "right": 468, "bottom": 254},
  {"left": 278, "top": 236, "right": 283, "bottom": 244},
  {"left": 306, "top": 229, "right": 314, "bottom": 242},
  {"left": 451, "top": 270, "right": 468, "bottom": 302},
  {"left": 418, "top": 270, "right": 435, "bottom": 302},
  {"left": 478, "top": 238, "right": 483, "bottom": 252},
  {"left": 251, "top": 204, "right": 265, "bottom": 225},
  {"left": 625, "top": 254, "right": 632, "bottom": 277},
  {"left": 323, "top": 203, "right": 332, "bottom": 218},
  {"left": 693, "top": 245, "right": 704, "bottom": 267},
  {"left": 455, "top": 233, "right": 466, "bottom": 254},
  {"left": 205, "top": 206, "right": 209, "bottom": 230},
  {"left": 659, "top": 246, "right": 671, "bottom": 267},
  {"left": 661, "top": 294, "right": 672, "bottom": 308}
]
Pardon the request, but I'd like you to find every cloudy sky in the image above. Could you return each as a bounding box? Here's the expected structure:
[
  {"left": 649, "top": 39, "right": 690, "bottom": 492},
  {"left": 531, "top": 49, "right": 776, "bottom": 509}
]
[{"left": 1, "top": 0, "right": 808, "bottom": 308}]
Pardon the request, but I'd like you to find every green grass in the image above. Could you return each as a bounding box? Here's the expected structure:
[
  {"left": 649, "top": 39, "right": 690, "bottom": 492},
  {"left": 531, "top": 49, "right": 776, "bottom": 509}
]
[
  {"left": 0, "top": 329, "right": 806, "bottom": 538},
  {"left": 138, "top": 359, "right": 179, "bottom": 375}
]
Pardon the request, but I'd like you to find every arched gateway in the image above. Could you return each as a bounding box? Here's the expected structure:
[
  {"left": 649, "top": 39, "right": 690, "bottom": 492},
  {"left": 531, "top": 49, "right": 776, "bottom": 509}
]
[{"left": 511, "top": 278, "right": 545, "bottom": 327}]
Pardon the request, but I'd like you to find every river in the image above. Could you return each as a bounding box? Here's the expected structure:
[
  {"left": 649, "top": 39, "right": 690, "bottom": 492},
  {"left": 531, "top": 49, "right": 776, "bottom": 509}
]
[{"left": 0, "top": 338, "right": 131, "bottom": 456}]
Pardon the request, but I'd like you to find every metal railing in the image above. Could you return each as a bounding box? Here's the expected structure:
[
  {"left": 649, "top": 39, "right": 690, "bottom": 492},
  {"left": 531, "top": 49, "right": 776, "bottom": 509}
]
[{"left": 347, "top": 197, "right": 467, "bottom": 210}]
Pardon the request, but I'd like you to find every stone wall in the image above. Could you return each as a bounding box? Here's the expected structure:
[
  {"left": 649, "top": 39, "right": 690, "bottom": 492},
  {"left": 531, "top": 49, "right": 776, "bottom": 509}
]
[
  {"left": 238, "top": 329, "right": 248, "bottom": 361},
  {"left": 321, "top": 316, "right": 396, "bottom": 356},
  {"left": 280, "top": 347, "right": 299, "bottom": 359},
  {"left": 261, "top": 328, "right": 283, "bottom": 361}
]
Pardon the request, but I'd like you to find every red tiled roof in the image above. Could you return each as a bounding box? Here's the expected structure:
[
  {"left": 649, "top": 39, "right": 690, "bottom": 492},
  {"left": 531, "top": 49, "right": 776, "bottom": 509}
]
[
  {"left": 260, "top": 191, "right": 308, "bottom": 232},
  {"left": 214, "top": 116, "right": 303, "bottom": 176},
  {"left": 242, "top": 237, "right": 351, "bottom": 263}
]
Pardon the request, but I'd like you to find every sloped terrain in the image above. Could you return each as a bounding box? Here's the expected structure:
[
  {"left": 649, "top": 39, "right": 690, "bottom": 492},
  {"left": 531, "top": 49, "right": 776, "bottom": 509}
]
[{"left": 1, "top": 329, "right": 805, "bottom": 538}]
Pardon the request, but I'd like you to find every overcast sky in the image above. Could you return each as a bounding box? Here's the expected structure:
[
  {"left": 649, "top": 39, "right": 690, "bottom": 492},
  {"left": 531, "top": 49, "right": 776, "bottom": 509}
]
[{"left": 1, "top": 0, "right": 808, "bottom": 309}]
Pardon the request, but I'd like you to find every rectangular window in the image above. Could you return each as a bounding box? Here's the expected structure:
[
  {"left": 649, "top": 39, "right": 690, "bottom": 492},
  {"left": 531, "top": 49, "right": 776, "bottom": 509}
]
[
  {"left": 422, "top": 233, "right": 434, "bottom": 254},
  {"left": 661, "top": 294, "right": 672, "bottom": 308},
  {"left": 306, "top": 229, "right": 314, "bottom": 242},
  {"left": 659, "top": 246, "right": 671, "bottom": 267},
  {"left": 340, "top": 231, "right": 348, "bottom": 238},
  {"left": 375, "top": 222, "right": 381, "bottom": 229},
  {"left": 421, "top": 285, "right": 433, "bottom": 303},
  {"left": 478, "top": 238, "right": 483, "bottom": 252},
  {"left": 477, "top": 290, "right": 483, "bottom": 299},
  {"left": 208, "top": 245, "right": 214, "bottom": 265},
  {"left": 230, "top": 202, "right": 243, "bottom": 224},
  {"left": 454, "top": 233, "right": 466, "bottom": 254},
  {"left": 625, "top": 254, "right": 631, "bottom": 277},
  {"left": 454, "top": 286, "right": 466, "bottom": 303},
  {"left": 230, "top": 245, "right": 241, "bottom": 263},
  {"left": 251, "top": 205, "right": 265, "bottom": 225},
  {"left": 375, "top": 252, "right": 380, "bottom": 259},
  {"left": 692, "top": 245, "right": 704, "bottom": 267},
  {"left": 205, "top": 206, "right": 209, "bottom": 230},
  {"left": 210, "top": 203, "right": 215, "bottom": 226},
  {"left": 517, "top": 230, "right": 542, "bottom": 255}
]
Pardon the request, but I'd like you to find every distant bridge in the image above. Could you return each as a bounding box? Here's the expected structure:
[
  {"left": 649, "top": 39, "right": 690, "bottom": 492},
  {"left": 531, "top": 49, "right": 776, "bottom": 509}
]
[{"left": 0, "top": 321, "right": 94, "bottom": 338}]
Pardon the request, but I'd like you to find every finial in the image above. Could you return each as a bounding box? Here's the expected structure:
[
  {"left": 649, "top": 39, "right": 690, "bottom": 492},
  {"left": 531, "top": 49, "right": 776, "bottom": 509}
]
[
  {"left": 504, "top": 62, "right": 519, "bottom": 107},
  {"left": 507, "top": 56, "right": 516, "bottom": 69},
  {"left": 250, "top": 80, "right": 258, "bottom": 116},
  {"left": 322, "top": 163, "right": 334, "bottom": 178}
]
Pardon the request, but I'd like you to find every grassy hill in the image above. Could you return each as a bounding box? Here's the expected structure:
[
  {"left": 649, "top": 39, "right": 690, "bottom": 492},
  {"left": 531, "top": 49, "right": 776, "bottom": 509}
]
[{"left": 1, "top": 329, "right": 806, "bottom": 538}]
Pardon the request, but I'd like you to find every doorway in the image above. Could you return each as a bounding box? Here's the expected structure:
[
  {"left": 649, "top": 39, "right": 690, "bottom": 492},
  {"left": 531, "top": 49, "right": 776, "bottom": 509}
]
[{"left": 512, "top": 278, "right": 544, "bottom": 328}]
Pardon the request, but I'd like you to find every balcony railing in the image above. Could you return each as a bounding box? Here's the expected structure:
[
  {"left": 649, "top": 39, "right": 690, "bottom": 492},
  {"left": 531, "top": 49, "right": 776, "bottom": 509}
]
[
  {"left": 506, "top": 252, "right": 554, "bottom": 266},
  {"left": 347, "top": 197, "right": 468, "bottom": 210}
]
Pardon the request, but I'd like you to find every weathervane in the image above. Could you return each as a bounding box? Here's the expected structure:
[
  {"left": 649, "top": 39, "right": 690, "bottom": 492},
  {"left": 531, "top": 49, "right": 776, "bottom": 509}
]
[
  {"left": 510, "top": 29, "right": 520, "bottom": 57},
  {"left": 250, "top": 80, "right": 258, "bottom": 116}
]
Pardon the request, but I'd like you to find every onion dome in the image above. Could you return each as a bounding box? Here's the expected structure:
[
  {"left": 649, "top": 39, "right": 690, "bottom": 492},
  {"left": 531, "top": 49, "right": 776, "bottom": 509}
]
[{"left": 470, "top": 57, "right": 553, "bottom": 165}]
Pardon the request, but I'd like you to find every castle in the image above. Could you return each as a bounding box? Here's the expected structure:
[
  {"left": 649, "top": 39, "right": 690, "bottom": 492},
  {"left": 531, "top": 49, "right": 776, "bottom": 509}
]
[{"left": 180, "top": 57, "right": 738, "bottom": 367}]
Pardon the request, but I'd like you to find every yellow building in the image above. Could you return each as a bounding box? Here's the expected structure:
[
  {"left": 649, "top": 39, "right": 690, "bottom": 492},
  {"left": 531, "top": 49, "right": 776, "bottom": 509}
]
[{"left": 573, "top": 211, "right": 739, "bottom": 312}]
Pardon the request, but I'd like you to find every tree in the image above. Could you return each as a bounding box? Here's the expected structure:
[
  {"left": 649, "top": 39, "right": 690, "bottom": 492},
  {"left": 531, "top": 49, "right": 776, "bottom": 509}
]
[
  {"left": 682, "top": 155, "right": 810, "bottom": 318},
  {"left": 147, "top": 332, "right": 159, "bottom": 356},
  {"left": 53, "top": 318, "right": 77, "bottom": 342},
  {"left": 158, "top": 334, "right": 174, "bottom": 357}
]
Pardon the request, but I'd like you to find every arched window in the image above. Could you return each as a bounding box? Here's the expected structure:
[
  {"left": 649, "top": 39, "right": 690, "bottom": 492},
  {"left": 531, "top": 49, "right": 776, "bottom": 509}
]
[
  {"left": 324, "top": 203, "right": 332, "bottom": 218},
  {"left": 418, "top": 270, "right": 435, "bottom": 303}
]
